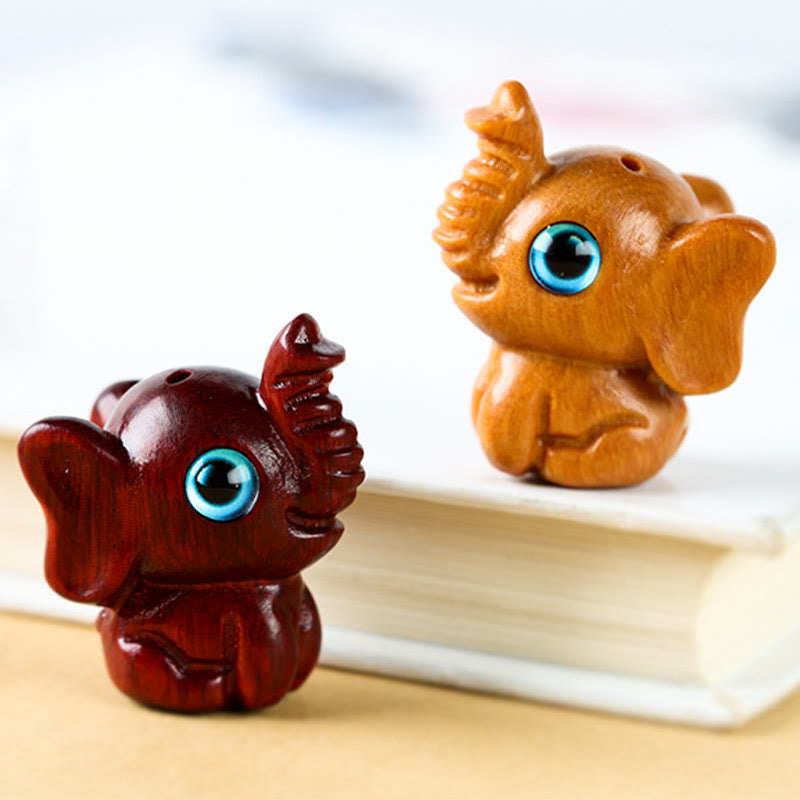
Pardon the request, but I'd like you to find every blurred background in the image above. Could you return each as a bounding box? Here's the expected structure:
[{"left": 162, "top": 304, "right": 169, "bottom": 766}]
[{"left": 1, "top": 0, "right": 799, "bottom": 474}]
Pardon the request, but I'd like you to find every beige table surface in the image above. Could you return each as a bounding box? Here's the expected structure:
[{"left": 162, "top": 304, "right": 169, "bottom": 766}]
[{"left": 1, "top": 613, "right": 800, "bottom": 799}]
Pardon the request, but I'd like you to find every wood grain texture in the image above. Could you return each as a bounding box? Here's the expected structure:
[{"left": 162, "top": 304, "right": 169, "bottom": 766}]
[
  {"left": 17, "top": 314, "right": 364, "bottom": 712},
  {"left": 435, "top": 80, "right": 776, "bottom": 487}
]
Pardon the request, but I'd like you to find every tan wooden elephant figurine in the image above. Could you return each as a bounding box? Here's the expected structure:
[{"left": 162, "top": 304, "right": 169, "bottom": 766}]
[{"left": 434, "top": 80, "right": 776, "bottom": 487}]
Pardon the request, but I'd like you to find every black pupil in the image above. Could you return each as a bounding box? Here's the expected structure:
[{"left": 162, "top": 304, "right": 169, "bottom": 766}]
[
  {"left": 195, "top": 460, "right": 242, "bottom": 505},
  {"left": 545, "top": 232, "right": 592, "bottom": 279}
]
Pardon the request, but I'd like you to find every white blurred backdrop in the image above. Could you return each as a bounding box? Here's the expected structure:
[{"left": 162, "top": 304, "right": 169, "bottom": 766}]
[{"left": 0, "top": 0, "right": 798, "bottom": 474}]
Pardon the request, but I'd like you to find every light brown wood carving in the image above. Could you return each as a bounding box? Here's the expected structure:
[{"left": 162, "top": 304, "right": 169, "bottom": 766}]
[{"left": 435, "top": 81, "right": 776, "bottom": 487}]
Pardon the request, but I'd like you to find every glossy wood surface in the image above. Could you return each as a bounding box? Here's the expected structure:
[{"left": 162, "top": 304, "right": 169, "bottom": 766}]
[
  {"left": 435, "top": 81, "right": 776, "bottom": 487},
  {"left": 17, "top": 314, "right": 364, "bottom": 711}
]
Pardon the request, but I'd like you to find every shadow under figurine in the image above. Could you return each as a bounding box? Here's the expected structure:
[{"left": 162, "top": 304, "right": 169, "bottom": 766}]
[
  {"left": 434, "top": 80, "right": 776, "bottom": 487},
  {"left": 18, "top": 314, "right": 364, "bottom": 712}
]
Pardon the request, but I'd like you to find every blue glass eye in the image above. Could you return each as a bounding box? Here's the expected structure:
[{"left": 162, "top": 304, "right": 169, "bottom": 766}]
[
  {"left": 185, "top": 448, "right": 259, "bottom": 522},
  {"left": 529, "top": 222, "right": 601, "bottom": 295}
]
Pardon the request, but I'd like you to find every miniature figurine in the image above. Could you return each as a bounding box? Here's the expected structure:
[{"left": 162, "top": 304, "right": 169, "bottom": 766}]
[
  {"left": 434, "top": 81, "right": 776, "bottom": 487},
  {"left": 18, "top": 314, "right": 364, "bottom": 711}
]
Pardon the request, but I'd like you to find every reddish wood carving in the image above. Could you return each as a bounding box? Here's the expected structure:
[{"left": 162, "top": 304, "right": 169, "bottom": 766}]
[
  {"left": 435, "top": 81, "right": 776, "bottom": 487},
  {"left": 18, "top": 314, "right": 364, "bottom": 711}
]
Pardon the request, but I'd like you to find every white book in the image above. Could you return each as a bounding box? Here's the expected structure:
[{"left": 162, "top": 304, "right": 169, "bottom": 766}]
[{"left": 3, "top": 430, "right": 799, "bottom": 728}]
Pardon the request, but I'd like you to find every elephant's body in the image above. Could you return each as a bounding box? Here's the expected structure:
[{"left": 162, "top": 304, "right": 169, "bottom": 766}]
[
  {"left": 472, "top": 345, "right": 687, "bottom": 487},
  {"left": 97, "top": 576, "right": 320, "bottom": 712}
]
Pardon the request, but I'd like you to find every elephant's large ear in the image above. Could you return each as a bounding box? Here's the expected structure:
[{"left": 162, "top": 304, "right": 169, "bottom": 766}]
[
  {"left": 18, "top": 418, "right": 135, "bottom": 604},
  {"left": 640, "top": 215, "right": 775, "bottom": 395}
]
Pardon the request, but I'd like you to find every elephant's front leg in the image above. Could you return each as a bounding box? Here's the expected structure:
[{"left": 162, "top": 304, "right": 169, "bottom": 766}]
[
  {"left": 223, "top": 601, "right": 302, "bottom": 709},
  {"left": 472, "top": 347, "right": 549, "bottom": 476},
  {"left": 290, "top": 584, "right": 321, "bottom": 691}
]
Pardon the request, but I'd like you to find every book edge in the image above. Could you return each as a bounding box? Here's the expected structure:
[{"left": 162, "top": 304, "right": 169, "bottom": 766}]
[
  {"left": 360, "top": 475, "right": 788, "bottom": 554},
  {"left": 318, "top": 627, "right": 796, "bottom": 729},
  {"left": 5, "top": 572, "right": 799, "bottom": 728},
  {"left": 1, "top": 431, "right": 792, "bottom": 553}
]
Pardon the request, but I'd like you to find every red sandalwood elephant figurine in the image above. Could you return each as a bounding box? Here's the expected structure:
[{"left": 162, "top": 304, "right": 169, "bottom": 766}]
[{"left": 18, "top": 314, "right": 364, "bottom": 712}]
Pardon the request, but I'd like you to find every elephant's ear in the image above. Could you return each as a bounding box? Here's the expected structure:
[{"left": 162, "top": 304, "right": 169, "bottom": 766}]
[
  {"left": 18, "top": 418, "right": 135, "bottom": 604},
  {"left": 640, "top": 215, "right": 776, "bottom": 395},
  {"left": 90, "top": 379, "right": 139, "bottom": 427},
  {"left": 681, "top": 174, "right": 735, "bottom": 217}
]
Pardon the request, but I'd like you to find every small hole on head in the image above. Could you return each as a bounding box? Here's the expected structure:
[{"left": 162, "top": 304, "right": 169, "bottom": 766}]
[
  {"left": 166, "top": 369, "right": 191, "bottom": 385},
  {"left": 621, "top": 155, "right": 643, "bottom": 172}
]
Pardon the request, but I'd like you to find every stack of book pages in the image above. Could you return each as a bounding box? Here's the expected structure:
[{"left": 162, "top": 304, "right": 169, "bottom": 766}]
[{"left": 2, "top": 430, "right": 798, "bottom": 728}]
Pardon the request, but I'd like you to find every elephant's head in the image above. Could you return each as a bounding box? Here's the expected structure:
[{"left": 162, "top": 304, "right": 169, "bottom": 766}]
[
  {"left": 18, "top": 315, "right": 364, "bottom": 605},
  {"left": 434, "top": 81, "right": 775, "bottom": 394}
]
